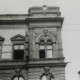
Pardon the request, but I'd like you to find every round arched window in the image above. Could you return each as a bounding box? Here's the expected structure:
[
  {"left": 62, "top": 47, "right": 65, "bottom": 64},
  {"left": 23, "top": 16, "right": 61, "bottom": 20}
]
[
  {"left": 39, "top": 38, "right": 53, "bottom": 58},
  {"left": 41, "top": 74, "right": 53, "bottom": 80},
  {"left": 13, "top": 76, "right": 24, "bottom": 80},
  {"left": 41, "top": 75, "right": 47, "bottom": 80}
]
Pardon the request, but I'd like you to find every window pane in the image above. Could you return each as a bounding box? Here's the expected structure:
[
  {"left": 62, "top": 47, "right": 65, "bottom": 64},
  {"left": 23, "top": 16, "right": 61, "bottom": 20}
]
[
  {"left": 14, "top": 45, "right": 19, "bottom": 50},
  {"left": 19, "top": 77, "right": 24, "bottom": 80},
  {"left": 40, "top": 40, "right": 45, "bottom": 45},
  {"left": 39, "top": 50, "right": 45, "bottom": 58},
  {"left": 51, "top": 78, "right": 53, "bottom": 80},
  {"left": 2, "top": 53, "right": 11, "bottom": 59},
  {"left": 13, "top": 77, "right": 18, "bottom": 80},
  {"left": 47, "top": 45, "right": 52, "bottom": 49},
  {"left": 47, "top": 50, "right": 52, "bottom": 58},
  {"left": 20, "top": 45, "right": 24, "bottom": 49},
  {"left": 47, "top": 40, "right": 52, "bottom": 45},
  {"left": 40, "top": 45, "right": 45, "bottom": 49},
  {"left": 13, "top": 50, "right": 24, "bottom": 60},
  {"left": 41, "top": 75, "right": 47, "bottom": 80}
]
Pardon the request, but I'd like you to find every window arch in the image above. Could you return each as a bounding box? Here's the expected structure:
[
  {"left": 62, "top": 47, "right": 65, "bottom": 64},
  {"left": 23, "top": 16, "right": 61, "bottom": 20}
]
[
  {"left": 39, "top": 39, "right": 45, "bottom": 58},
  {"left": 41, "top": 73, "right": 53, "bottom": 80},
  {"left": 12, "top": 76, "right": 24, "bottom": 80},
  {"left": 39, "top": 37, "right": 53, "bottom": 58},
  {"left": 41, "top": 75, "right": 47, "bottom": 80}
]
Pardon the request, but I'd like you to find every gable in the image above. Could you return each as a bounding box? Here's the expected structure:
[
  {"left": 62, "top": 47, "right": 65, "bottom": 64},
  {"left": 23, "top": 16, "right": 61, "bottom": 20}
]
[{"left": 10, "top": 34, "right": 25, "bottom": 41}]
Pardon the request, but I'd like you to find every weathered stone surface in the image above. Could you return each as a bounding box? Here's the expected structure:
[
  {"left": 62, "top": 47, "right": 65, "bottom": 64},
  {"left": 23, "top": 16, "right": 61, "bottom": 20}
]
[{"left": 0, "top": 6, "right": 66, "bottom": 80}]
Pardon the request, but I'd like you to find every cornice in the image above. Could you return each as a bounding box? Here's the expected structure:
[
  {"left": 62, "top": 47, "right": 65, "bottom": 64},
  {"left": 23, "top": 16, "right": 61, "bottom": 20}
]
[
  {"left": 0, "top": 62, "right": 67, "bottom": 70},
  {"left": 26, "top": 17, "right": 64, "bottom": 25},
  {"left": 0, "top": 17, "right": 64, "bottom": 25},
  {"left": 0, "top": 20, "right": 26, "bottom": 25},
  {"left": 29, "top": 12, "right": 61, "bottom": 16}
]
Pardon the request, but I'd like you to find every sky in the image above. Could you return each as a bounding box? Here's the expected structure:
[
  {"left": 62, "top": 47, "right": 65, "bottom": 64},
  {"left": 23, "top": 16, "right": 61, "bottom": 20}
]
[{"left": 0, "top": 0, "right": 80, "bottom": 80}]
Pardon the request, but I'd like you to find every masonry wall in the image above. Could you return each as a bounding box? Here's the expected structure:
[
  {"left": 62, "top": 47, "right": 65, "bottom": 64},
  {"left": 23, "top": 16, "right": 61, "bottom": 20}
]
[
  {"left": 0, "top": 24, "right": 28, "bottom": 60},
  {"left": 0, "top": 69, "right": 27, "bottom": 80},
  {"left": 27, "top": 67, "right": 65, "bottom": 80},
  {"left": 0, "top": 6, "right": 66, "bottom": 80},
  {"left": 28, "top": 22, "right": 63, "bottom": 59}
]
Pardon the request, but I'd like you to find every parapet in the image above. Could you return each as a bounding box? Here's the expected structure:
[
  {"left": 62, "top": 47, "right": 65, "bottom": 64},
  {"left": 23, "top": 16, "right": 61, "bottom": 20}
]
[{"left": 28, "top": 5, "right": 61, "bottom": 17}]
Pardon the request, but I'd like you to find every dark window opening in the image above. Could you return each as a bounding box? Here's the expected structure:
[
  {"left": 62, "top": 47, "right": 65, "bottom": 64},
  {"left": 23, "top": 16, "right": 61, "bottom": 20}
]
[
  {"left": 39, "top": 50, "right": 45, "bottom": 58},
  {"left": 13, "top": 50, "right": 24, "bottom": 60},
  {"left": 13, "top": 45, "right": 24, "bottom": 60},
  {"left": 47, "top": 40, "right": 52, "bottom": 44},
  {"left": 40, "top": 40, "right": 45, "bottom": 45}
]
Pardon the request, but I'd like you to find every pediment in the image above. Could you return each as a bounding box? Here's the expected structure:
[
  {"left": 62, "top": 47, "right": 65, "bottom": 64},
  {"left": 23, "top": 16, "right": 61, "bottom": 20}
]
[
  {"left": 0, "top": 36, "right": 5, "bottom": 41},
  {"left": 11, "top": 34, "right": 25, "bottom": 41}
]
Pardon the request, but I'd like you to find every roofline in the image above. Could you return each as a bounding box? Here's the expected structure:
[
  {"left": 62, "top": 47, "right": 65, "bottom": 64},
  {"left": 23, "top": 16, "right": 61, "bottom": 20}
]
[
  {"left": 0, "top": 14, "right": 28, "bottom": 16},
  {"left": 26, "top": 17, "right": 64, "bottom": 25},
  {"left": 0, "top": 17, "right": 64, "bottom": 25}
]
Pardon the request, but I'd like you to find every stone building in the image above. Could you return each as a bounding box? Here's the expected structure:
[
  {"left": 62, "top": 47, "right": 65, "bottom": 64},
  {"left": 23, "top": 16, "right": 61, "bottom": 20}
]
[{"left": 0, "top": 6, "right": 67, "bottom": 80}]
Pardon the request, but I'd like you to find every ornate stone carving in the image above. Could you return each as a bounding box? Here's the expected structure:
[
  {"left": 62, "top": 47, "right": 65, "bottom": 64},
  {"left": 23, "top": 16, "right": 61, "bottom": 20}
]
[
  {"left": 48, "top": 31, "right": 57, "bottom": 37},
  {"left": 44, "top": 67, "right": 50, "bottom": 73},
  {"left": 34, "top": 30, "right": 57, "bottom": 43},
  {"left": 33, "top": 32, "right": 42, "bottom": 40},
  {"left": 43, "top": 30, "right": 48, "bottom": 34},
  {"left": 15, "top": 69, "right": 21, "bottom": 76}
]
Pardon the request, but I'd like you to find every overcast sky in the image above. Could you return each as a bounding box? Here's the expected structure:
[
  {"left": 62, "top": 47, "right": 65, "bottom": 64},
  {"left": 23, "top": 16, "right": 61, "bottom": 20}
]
[{"left": 0, "top": 0, "right": 80, "bottom": 80}]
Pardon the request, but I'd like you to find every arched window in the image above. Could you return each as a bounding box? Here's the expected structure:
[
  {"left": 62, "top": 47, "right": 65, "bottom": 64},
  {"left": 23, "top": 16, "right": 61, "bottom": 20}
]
[
  {"left": 39, "top": 40, "right": 45, "bottom": 58},
  {"left": 13, "top": 76, "right": 24, "bottom": 80},
  {"left": 46, "top": 40, "right": 52, "bottom": 58},
  {"left": 41, "top": 74, "right": 53, "bottom": 80},
  {"left": 39, "top": 39, "right": 53, "bottom": 58},
  {"left": 41, "top": 75, "right": 47, "bottom": 80}
]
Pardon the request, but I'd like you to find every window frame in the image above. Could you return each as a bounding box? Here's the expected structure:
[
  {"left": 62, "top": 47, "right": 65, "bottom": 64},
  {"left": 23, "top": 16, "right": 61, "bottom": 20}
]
[
  {"left": 0, "top": 36, "right": 5, "bottom": 59},
  {"left": 12, "top": 75, "right": 24, "bottom": 80},
  {"left": 41, "top": 73, "right": 53, "bottom": 80},
  {"left": 39, "top": 39, "right": 53, "bottom": 59},
  {"left": 13, "top": 44, "right": 24, "bottom": 60},
  {"left": 11, "top": 34, "right": 25, "bottom": 60}
]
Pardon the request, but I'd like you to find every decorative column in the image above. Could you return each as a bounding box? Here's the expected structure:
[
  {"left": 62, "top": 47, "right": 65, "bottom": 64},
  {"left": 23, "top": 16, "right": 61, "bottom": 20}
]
[{"left": 25, "top": 29, "right": 29, "bottom": 62}]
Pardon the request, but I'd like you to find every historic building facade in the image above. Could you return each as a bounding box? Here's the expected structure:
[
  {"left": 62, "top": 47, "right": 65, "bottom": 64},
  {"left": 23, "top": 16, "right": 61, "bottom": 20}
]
[{"left": 0, "top": 6, "right": 67, "bottom": 80}]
